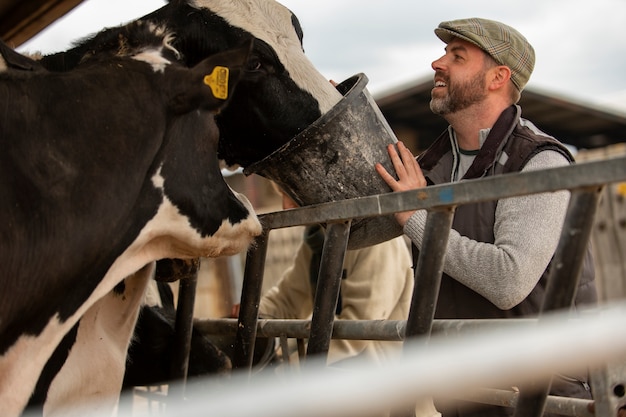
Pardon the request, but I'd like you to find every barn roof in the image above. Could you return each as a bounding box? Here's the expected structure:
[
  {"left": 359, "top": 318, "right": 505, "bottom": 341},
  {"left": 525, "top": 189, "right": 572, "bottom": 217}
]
[
  {"left": 0, "top": 0, "right": 84, "bottom": 47},
  {"left": 375, "top": 76, "right": 626, "bottom": 151}
]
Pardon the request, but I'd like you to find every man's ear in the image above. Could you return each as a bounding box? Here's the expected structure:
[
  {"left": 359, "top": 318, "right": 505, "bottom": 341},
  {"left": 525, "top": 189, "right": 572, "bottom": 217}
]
[{"left": 488, "top": 65, "right": 512, "bottom": 91}]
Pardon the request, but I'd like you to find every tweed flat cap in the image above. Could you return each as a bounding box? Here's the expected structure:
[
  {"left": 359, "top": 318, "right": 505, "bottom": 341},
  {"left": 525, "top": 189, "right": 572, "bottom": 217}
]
[{"left": 435, "top": 17, "right": 535, "bottom": 91}]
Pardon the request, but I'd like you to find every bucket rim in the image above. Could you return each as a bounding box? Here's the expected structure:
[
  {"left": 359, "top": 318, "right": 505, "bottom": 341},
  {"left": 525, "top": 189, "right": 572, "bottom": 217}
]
[{"left": 243, "top": 72, "right": 369, "bottom": 176}]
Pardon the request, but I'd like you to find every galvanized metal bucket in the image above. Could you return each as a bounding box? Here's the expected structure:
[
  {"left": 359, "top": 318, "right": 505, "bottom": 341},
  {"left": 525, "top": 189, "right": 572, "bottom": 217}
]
[{"left": 244, "top": 73, "right": 403, "bottom": 248}]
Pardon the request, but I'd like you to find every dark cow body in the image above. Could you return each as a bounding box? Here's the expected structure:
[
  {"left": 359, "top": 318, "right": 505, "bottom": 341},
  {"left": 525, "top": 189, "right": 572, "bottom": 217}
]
[
  {"left": 122, "top": 281, "right": 232, "bottom": 389},
  {"left": 0, "top": 26, "right": 261, "bottom": 416}
]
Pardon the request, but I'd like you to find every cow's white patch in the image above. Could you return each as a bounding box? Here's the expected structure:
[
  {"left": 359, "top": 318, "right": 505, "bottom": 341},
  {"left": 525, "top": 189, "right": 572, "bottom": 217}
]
[
  {"left": 144, "top": 278, "right": 164, "bottom": 307},
  {"left": 0, "top": 267, "right": 153, "bottom": 417},
  {"left": 149, "top": 166, "right": 261, "bottom": 258},
  {"left": 132, "top": 48, "right": 171, "bottom": 73},
  {"left": 151, "top": 165, "right": 165, "bottom": 188},
  {"left": 0, "top": 316, "right": 69, "bottom": 417},
  {"left": 143, "top": 193, "right": 261, "bottom": 260},
  {"left": 43, "top": 269, "right": 152, "bottom": 417},
  {"left": 130, "top": 23, "right": 180, "bottom": 73},
  {"left": 192, "top": 0, "right": 342, "bottom": 113}
]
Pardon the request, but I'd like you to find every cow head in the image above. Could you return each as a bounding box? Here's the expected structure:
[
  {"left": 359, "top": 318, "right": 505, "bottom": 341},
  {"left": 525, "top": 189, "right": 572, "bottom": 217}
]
[
  {"left": 143, "top": 0, "right": 344, "bottom": 167},
  {"left": 39, "top": 0, "right": 343, "bottom": 168}
]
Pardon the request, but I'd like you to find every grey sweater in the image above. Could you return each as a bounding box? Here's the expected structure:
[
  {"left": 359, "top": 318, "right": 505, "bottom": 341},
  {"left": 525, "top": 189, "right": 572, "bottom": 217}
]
[{"left": 404, "top": 149, "right": 570, "bottom": 310}]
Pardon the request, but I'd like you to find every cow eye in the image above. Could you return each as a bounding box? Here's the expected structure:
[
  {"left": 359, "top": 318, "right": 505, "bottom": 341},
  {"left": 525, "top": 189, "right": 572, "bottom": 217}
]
[{"left": 247, "top": 58, "right": 262, "bottom": 71}]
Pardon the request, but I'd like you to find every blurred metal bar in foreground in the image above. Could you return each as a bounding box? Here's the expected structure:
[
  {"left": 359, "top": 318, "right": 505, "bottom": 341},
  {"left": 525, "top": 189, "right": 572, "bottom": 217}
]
[{"left": 112, "top": 302, "right": 626, "bottom": 417}]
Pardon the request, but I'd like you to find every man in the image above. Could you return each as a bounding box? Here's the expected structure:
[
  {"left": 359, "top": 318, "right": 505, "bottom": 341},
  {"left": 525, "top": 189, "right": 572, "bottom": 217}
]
[{"left": 376, "top": 18, "right": 597, "bottom": 417}]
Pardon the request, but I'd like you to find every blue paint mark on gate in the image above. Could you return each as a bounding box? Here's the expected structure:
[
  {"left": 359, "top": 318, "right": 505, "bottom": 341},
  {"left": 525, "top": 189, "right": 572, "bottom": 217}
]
[{"left": 439, "top": 187, "right": 454, "bottom": 204}]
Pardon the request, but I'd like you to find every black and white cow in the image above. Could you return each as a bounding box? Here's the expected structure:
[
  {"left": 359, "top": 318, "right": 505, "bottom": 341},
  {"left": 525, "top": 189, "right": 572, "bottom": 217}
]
[
  {"left": 0, "top": 25, "right": 263, "bottom": 416},
  {"left": 12, "top": 0, "right": 346, "bottom": 414}
]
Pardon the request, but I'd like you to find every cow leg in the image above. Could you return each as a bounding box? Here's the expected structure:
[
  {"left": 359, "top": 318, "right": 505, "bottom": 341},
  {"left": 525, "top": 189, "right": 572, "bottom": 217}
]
[{"left": 42, "top": 264, "right": 153, "bottom": 417}]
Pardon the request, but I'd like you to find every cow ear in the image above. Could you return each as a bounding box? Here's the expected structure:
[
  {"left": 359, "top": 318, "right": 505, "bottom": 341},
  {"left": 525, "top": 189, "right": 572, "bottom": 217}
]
[
  {"left": 176, "top": 39, "right": 254, "bottom": 114},
  {"left": 198, "top": 39, "right": 255, "bottom": 100},
  {"left": 0, "top": 40, "right": 45, "bottom": 71}
]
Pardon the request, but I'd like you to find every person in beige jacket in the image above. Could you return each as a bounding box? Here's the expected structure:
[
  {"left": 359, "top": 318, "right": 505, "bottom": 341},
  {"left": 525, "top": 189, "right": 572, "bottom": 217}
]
[
  {"left": 260, "top": 222, "right": 413, "bottom": 364},
  {"left": 254, "top": 189, "right": 441, "bottom": 417}
]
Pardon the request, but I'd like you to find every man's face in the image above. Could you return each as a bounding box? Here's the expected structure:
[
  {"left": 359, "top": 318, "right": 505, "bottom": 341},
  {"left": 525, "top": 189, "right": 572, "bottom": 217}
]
[{"left": 429, "top": 39, "right": 491, "bottom": 115}]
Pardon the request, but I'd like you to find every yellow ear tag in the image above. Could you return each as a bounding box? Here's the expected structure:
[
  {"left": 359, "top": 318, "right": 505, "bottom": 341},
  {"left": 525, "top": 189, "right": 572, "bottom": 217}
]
[{"left": 203, "top": 66, "right": 229, "bottom": 99}]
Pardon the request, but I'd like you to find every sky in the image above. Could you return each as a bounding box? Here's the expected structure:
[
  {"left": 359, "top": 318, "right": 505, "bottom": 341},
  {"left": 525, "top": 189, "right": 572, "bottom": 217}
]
[{"left": 18, "top": 0, "right": 626, "bottom": 114}]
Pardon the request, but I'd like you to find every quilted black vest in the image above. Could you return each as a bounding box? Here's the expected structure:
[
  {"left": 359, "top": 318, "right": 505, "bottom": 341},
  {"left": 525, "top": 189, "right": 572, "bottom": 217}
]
[{"left": 415, "top": 105, "right": 597, "bottom": 319}]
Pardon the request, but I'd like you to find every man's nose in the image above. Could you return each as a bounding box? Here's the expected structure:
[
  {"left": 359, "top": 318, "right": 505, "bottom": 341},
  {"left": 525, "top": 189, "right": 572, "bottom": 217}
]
[{"left": 431, "top": 55, "right": 445, "bottom": 71}]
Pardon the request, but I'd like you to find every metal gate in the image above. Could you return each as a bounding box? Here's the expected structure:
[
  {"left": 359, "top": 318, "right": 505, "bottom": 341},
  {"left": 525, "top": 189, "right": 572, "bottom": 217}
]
[{"left": 167, "top": 154, "right": 626, "bottom": 417}]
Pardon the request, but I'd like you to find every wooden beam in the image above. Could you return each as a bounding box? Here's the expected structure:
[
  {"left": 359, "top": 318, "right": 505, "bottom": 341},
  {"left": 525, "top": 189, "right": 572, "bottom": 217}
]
[{"left": 0, "top": 0, "right": 85, "bottom": 47}]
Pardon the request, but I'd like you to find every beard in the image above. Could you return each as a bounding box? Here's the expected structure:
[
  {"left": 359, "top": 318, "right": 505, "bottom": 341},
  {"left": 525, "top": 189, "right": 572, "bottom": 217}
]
[{"left": 430, "top": 70, "right": 488, "bottom": 115}]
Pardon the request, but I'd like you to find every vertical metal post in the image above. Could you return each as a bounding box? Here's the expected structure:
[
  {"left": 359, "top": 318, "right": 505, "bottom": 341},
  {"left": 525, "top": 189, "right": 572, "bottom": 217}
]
[
  {"left": 541, "top": 187, "right": 603, "bottom": 312},
  {"left": 234, "top": 230, "right": 270, "bottom": 370},
  {"left": 590, "top": 362, "right": 626, "bottom": 417},
  {"left": 513, "top": 186, "right": 603, "bottom": 417},
  {"left": 393, "top": 208, "right": 454, "bottom": 417},
  {"left": 169, "top": 272, "right": 198, "bottom": 400},
  {"left": 306, "top": 221, "right": 351, "bottom": 358},
  {"left": 405, "top": 208, "right": 455, "bottom": 340}
]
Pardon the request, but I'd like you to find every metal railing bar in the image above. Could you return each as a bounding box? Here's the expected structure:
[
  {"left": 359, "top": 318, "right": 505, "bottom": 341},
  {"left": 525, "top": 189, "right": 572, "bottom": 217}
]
[
  {"left": 168, "top": 273, "right": 198, "bottom": 400},
  {"left": 394, "top": 208, "right": 455, "bottom": 417},
  {"left": 453, "top": 388, "right": 594, "bottom": 417},
  {"left": 258, "top": 156, "right": 626, "bottom": 230},
  {"left": 541, "top": 186, "right": 604, "bottom": 313},
  {"left": 194, "top": 318, "right": 545, "bottom": 341},
  {"left": 306, "top": 221, "right": 351, "bottom": 358},
  {"left": 234, "top": 230, "right": 270, "bottom": 370},
  {"left": 513, "top": 186, "right": 603, "bottom": 417},
  {"left": 405, "top": 208, "right": 455, "bottom": 341}
]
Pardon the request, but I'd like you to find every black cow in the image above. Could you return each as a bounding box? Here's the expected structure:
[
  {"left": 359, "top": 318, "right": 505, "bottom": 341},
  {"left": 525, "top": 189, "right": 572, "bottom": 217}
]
[
  {"left": 0, "top": 25, "right": 262, "bottom": 417},
  {"left": 121, "top": 281, "right": 233, "bottom": 389}
]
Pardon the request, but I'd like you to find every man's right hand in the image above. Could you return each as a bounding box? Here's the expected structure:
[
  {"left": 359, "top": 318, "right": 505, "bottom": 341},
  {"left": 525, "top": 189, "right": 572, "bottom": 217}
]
[{"left": 375, "top": 141, "right": 427, "bottom": 226}]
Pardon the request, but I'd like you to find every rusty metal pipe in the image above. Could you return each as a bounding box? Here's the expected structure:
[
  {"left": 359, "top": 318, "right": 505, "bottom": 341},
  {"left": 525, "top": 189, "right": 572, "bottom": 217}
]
[
  {"left": 455, "top": 388, "right": 594, "bottom": 417},
  {"left": 514, "top": 186, "right": 603, "bottom": 417},
  {"left": 234, "top": 229, "right": 270, "bottom": 370},
  {"left": 169, "top": 273, "right": 198, "bottom": 399},
  {"left": 306, "top": 221, "right": 351, "bottom": 358},
  {"left": 194, "top": 318, "right": 540, "bottom": 341},
  {"left": 406, "top": 207, "right": 455, "bottom": 341}
]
